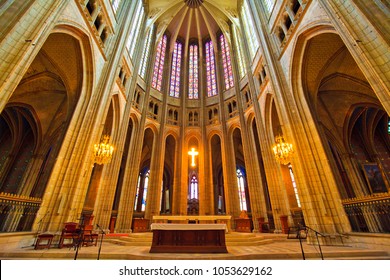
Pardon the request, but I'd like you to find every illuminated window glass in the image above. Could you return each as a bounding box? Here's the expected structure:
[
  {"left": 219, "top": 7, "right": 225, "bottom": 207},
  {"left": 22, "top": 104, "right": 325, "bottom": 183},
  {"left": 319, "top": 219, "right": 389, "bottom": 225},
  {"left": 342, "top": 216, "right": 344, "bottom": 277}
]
[
  {"left": 236, "top": 169, "right": 247, "bottom": 211},
  {"left": 189, "top": 174, "right": 198, "bottom": 199},
  {"left": 263, "top": 0, "right": 275, "bottom": 14},
  {"left": 188, "top": 44, "right": 199, "bottom": 99},
  {"left": 141, "top": 170, "right": 150, "bottom": 211},
  {"left": 126, "top": 1, "right": 144, "bottom": 58},
  {"left": 242, "top": 0, "right": 260, "bottom": 59},
  {"left": 134, "top": 169, "right": 150, "bottom": 211},
  {"left": 140, "top": 26, "right": 154, "bottom": 78},
  {"left": 111, "top": 0, "right": 121, "bottom": 13},
  {"left": 169, "top": 41, "right": 183, "bottom": 98},
  {"left": 134, "top": 175, "right": 141, "bottom": 210},
  {"left": 220, "top": 34, "right": 234, "bottom": 90},
  {"left": 151, "top": 35, "right": 167, "bottom": 91},
  {"left": 288, "top": 165, "right": 301, "bottom": 207},
  {"left": 388, "top": 120, "right": 390, "bottom": 134},
  {"left": 233, "top": 26, "right": 245, "bottom": 78},
  {"left": 205, "top": 40, "right": 218, "bottom": 97}
]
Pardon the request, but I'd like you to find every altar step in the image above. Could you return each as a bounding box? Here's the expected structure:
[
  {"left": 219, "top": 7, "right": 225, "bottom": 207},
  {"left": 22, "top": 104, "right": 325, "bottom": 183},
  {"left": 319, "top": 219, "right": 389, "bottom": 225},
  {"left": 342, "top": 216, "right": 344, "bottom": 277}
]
[
  {"left": 226, "top": 232, "right": 274, "bottom": 246},
  {"left": 105, "top": 232, "right": 274, "bottom": 247},
  {"left": 106, "top": 233, "right": 152, "bottom": 246}
]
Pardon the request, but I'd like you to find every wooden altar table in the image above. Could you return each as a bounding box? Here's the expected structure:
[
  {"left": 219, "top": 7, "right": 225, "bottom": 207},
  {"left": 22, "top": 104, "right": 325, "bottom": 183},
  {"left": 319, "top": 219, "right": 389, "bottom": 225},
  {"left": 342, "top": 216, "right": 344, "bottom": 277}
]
[{"left": 149, "top": 223, "right": 228, "bottom": 253}]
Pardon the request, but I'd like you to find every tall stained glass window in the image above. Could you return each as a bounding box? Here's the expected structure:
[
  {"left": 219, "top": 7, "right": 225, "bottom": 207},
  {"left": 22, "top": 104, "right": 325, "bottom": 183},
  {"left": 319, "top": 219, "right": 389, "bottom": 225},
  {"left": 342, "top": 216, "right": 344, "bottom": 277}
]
[
  {"left": 189, "top": 174, "right": 198, "bottom": 199},
  {"left": 237, "top": 168, "right": 247, "bottom": 211},
  {"left": 205, "top": 40, "right": 217, "bottom": 97},
  {"left": 220, "top": 34, "right": 234, "bottom": 90},
  {"left": 188, "top": 44, "right": 199, "bottom": 99},
  {"left": 288, "top": 164, "right": 301, "bottom": 207},
  {"left": 141, "top": 170, "right": 149, "bottom": 211},
  {"left": 242, "top": 0, "right": 260, "bottom": 59},
  {"left": 140, "top": 25, "right": 154, "bottom": 78},
  {"left": 151, "top": 35, "right": 167, "bottom": 91},
  {"left": 111, "top": 0, "right": 121, "bottom": 13},
  {"left": 134, "top": 169, "right": 150, "bottom": 212},
  {"left": 126, "top": 1, "right": 144, "bottom": 58},
  {"left": 169, "top": 41, "right": 183, "bottom": 97},
  {"left": 263, "top": 0, "right": 275, "bottom": 14}
]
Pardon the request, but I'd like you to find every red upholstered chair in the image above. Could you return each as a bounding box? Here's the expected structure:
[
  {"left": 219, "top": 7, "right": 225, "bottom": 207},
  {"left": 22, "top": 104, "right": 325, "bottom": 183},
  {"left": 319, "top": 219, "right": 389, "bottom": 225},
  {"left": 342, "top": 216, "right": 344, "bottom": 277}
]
[{"left": 58, "top": 222, "right": 79, "bottom": 248}]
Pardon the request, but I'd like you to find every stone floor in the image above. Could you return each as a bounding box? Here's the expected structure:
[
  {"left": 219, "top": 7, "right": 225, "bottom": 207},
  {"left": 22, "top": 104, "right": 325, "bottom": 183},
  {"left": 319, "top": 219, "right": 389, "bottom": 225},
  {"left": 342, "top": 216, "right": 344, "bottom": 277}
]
[{"left": 1, "top": 232, "right": 389, "bottom": 260}]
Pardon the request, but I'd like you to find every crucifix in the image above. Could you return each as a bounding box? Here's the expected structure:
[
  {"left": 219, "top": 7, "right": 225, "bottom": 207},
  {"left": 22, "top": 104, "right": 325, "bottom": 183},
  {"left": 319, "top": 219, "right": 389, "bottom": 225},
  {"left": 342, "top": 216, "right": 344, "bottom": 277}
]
[{"left": 188, "top": 148, "right": 199, "bottom": 167}]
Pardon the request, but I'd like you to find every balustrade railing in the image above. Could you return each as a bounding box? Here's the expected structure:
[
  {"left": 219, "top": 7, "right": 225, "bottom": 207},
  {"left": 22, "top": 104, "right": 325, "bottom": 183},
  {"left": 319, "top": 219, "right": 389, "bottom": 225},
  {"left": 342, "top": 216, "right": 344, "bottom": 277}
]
[
  {"left": 0, "top": 192, "right": 42, "bottom": 232},
  {"left": 342, "top": 193, "right": 390, "bottom": 233}
]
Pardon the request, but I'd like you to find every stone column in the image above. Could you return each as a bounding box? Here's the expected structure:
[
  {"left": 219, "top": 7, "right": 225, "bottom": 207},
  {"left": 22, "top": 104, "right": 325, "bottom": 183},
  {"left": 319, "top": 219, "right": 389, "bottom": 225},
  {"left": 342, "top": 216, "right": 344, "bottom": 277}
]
[
  {"left": 228, "top": 24, "right": 268, "bottom": 232},
  {"left": 250, "top": 0, "right": 352, "bottom": 242},
  {"left": 209, "top": 34, "right": 241, "bottom": 225},
  {"left": 239, "top": 1, "right": 291, "bottom": 233},
  {"left": 93, "top": 0, "right": 145, "bottom": 232},
  {"left": 145, "top": 43, "right": 171, "bottom": 219}
]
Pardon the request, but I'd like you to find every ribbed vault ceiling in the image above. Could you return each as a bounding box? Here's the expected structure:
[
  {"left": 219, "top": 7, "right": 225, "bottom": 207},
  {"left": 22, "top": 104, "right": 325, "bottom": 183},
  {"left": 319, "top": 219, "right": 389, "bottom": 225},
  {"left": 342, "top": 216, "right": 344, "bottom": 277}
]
[{"left": 146, "top": 0, "right": 239, "bottom": 50}]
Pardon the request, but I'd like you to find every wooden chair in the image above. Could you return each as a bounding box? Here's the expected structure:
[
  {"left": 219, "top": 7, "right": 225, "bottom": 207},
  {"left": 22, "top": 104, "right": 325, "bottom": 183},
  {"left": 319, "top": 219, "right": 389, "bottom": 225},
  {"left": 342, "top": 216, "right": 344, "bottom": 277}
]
[
  {"left": 82, "top": 224, "right": 98, "bottom": 246},
  {"left": 34, "top": 234, "right": 54, "bottom": 250},
  {"left": 58, "top": 222, "right": 79, "bottom": 248}
]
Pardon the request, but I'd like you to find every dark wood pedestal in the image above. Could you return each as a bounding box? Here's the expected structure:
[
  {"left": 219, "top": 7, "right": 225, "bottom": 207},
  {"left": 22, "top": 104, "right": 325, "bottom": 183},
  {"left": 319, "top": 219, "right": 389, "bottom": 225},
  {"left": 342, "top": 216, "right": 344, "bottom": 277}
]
[
  {"left": 132, "top": 218, "right": 150, "bottom": 232},
  {"left": 280, "top": 215, "right": 289, "bottom": 234},
  {"left": 258, "top": 217, "right": 269, "bottom": 233},
  {"left": 235, "top": 218, "right": 252, "bottom": 232},
  {"left": 149, "top": 224, "right": 228, "bottom": 253}
]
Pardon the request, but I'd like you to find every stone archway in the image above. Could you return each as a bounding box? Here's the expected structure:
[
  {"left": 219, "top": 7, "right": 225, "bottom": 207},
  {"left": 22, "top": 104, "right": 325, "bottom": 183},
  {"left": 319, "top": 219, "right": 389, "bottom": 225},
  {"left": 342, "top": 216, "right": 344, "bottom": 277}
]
[
  {"left": 292, "top": 28, "right": 388, "bottom": 234},
  {"left": 0, "top": 29, "right": 90, "bottom": 232}
]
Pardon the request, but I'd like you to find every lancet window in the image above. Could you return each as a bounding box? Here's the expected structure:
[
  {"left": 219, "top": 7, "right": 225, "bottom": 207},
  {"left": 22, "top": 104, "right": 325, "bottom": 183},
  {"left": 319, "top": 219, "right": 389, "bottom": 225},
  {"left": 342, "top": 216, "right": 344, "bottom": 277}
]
[
  {"left": 151, "top": 35, "right": 167, "bottom": 91},
  {"left": 220, "top": 34, "right": 234, "bottom": 90},
  {"left": 169, "top": 41, "right": 183, "bottom": 97},
  {"left": 188, "top": 44, "right": 199, "bottom": 99},
  {"left": 205, "top": 40, "right": 217, "bottom": 97}
]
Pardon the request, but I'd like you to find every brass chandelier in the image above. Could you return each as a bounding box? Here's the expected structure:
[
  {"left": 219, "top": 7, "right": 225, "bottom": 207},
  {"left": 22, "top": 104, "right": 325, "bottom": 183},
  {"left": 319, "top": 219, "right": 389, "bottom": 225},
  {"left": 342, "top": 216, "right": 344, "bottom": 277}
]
[
  {"left": 93, "top": 135, "right": 114, "bottom": 165},
  {"left": 272, "top": 135, "right": 294, "bottom": 165}
]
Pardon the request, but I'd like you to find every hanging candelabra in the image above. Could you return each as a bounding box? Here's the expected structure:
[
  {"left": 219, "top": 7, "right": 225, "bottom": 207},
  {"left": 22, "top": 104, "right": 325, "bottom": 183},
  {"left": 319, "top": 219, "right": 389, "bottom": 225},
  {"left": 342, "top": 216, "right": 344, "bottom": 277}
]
[
  {"left": 93, "top": 135, "right": 114, "bottom": 165},
  {"left": 272, "top": 135, "right": 294, "bottom": 165}
]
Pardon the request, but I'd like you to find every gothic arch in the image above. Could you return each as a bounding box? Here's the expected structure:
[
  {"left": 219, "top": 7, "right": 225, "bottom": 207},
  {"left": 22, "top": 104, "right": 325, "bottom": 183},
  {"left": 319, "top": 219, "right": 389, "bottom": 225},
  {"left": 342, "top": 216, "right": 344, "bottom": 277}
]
[{"left": 290, "top": 24, "right": 387, "bottom": 233}]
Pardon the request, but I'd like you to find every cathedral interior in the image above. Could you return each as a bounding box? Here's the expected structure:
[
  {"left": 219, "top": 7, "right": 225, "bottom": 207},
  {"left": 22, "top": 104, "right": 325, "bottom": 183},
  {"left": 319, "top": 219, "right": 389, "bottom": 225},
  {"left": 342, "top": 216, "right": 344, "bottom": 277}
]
[{"left": 0, "top": 0, "right": 389, "bottom": 259}]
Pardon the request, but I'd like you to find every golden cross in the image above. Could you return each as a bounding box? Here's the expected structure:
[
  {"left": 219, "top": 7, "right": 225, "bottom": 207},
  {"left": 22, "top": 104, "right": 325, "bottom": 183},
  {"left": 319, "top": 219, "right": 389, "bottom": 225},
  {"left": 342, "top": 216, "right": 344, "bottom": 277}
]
[{"left": 188, "top": 148, "right": 199, "bottom": 167}]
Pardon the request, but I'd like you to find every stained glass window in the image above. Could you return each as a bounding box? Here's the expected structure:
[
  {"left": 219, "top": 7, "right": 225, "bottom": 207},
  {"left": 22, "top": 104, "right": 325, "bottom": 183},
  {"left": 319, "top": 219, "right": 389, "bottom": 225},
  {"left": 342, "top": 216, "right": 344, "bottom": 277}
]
[
  {"left": 151, "top": 35, "right": 167, "bottom": 91},
  {"left": 111, "top": 0, "right": 121, "bottom": 13},
  {"left": 263, "top": 0, "right": 275, "bottom": 14},
  {"left": 141, "top": 170, "right": 149, "bottom": 211},
  {"left": 288, "top": 164, "right": 301, "bottom": 207},
  {"left": 126, "top": 1, "right": 144, "bottom": 58},
  {"left": 169, "top": 41, "right": 183, "bottom": 97},
  {"left": 236, "top": 168, "right": 247, "bottom": 211},
  {"left": 188, "top": 44, "right": 199, "bottom": 99},
  {"left": 134, "top": 175, "right": 140, "bottom": 210},
  {"left": 140, "top": 25, "right": 154, "bottom": 78},
  {"left": 220, "top": 34, "right": 234, "bottom": 90},
  {"left": 134, "top": 169, "right": 150, "bottom": 211},
  {"left": 388, "top": 120, "right": 390, "bottom": 134},
  {"left": 189, "top": 174, "right": 198, "bottom": 199},
  {"left": 205, "top": 40, "right": 218, "bottom": 97},
  {"left": 242, "top": 0, "right": 260, "bottom": 59}
]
